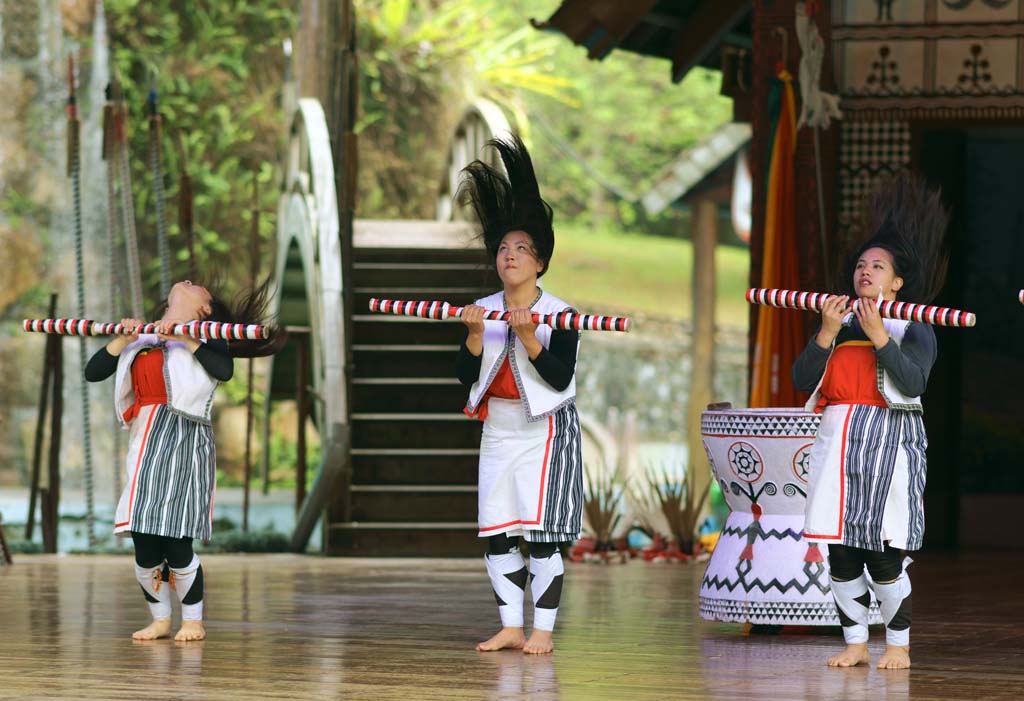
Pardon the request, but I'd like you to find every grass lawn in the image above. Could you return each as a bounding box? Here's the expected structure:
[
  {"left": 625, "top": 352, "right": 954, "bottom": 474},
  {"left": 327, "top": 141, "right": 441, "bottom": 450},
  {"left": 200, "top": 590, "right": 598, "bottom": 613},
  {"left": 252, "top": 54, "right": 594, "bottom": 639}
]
[{"left": 541, "top": 224, "right": 751, "bottom": 329}]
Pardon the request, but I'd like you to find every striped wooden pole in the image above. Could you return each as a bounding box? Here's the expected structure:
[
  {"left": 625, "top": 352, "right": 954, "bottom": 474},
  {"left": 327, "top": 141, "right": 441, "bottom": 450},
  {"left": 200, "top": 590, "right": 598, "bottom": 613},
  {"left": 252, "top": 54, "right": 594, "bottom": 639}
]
[
  {"left": 368, "top": 298, "right": 632, "bottom": 332},
  {"left": 23, "top": 319, "right": 269, "bottom": 340},
  {"left": 746, "top": 288, "right": 976, "bottom": 328}
]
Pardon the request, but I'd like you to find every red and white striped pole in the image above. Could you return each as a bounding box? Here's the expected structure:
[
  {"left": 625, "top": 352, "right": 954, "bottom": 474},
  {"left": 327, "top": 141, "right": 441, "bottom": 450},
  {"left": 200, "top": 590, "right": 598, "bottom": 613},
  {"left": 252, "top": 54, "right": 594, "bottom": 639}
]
[
  {"left": 368, "top": 298, "right": 632, "bottom": 332},
  {"left": 746, "top": 288, "right": 976, "bottom": 328},
  {"left": 23, "top": 319, "right": 269, "bottom": 340}
]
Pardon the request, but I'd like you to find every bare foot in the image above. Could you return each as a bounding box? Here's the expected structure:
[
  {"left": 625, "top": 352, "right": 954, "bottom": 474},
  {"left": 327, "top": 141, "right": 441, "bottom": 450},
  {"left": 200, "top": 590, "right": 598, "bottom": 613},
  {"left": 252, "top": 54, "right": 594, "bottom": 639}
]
[
  {"left": 475, "top": 626, "right": 525, "bottom": 652},
  {"left": 523, "top": 629, "right": 554, "bottom": 655},
  {"left": 877, "top": 645, "right": 910, "bottom": 669},
  {"left": 827, "top": 643, "right": 870, "bottom": 667},
  {"left": 174, "top": 620, "right": 206, "bottom": 642},
  {"left": 132, "top": 618, "right": 172, "bottom": 641}
]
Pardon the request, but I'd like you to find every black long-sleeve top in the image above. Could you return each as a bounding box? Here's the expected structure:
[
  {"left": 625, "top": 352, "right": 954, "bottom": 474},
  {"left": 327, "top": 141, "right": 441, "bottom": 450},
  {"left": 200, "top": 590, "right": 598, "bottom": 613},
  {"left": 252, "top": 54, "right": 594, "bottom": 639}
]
[
  {"left": 84, "top": 339, "right": 234, "bottom": 383},
  {"left": 456, "top": 327, "right": 578, "bottom": 392},
  {"left": 791, "top": 320, "right": 937, "bottom": 397}
]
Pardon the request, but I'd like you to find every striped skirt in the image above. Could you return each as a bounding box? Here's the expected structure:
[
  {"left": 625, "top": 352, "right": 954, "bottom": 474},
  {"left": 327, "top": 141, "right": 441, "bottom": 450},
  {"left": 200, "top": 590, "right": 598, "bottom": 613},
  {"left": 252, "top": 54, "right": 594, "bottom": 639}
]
[
  {"left": 803, "top": 404, "right": 927, "bottom": 552},
  {"left": 477, "top": 398, "right": 583, "bottom": 543},
  {"left": 113, "top": 404, "right": 217, "bottom": 540}
]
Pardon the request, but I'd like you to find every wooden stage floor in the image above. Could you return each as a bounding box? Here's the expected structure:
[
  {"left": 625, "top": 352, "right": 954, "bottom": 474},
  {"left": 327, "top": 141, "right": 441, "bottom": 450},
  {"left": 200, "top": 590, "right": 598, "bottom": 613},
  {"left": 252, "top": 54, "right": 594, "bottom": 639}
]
[{"left": 1, "top": 551, "right": 1022, "bottom": 700}]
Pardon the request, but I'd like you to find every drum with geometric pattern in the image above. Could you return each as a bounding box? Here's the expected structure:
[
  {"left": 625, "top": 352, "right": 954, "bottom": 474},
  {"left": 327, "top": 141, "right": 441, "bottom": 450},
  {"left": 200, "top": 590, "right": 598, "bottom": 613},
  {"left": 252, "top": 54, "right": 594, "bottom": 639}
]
[{"left": 699, "top": 408, "right": 882, "bottom": 626}]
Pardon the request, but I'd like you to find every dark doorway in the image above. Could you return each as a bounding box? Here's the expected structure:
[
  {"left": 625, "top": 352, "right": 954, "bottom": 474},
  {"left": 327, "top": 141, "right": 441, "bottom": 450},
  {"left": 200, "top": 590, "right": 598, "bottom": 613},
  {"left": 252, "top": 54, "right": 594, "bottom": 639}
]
[{"left": 916, "top": 127, "right": 1024, "bottom": 549}]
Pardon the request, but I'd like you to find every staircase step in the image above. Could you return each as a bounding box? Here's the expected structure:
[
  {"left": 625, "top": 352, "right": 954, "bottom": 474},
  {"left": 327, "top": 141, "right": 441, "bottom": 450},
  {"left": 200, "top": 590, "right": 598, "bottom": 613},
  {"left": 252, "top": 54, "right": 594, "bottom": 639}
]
[
  {"left": 352, "top": 451, "right": 478, "bottom": 486},
  {"left": 352, "top": 414, "right": 481, "bottom": 450},
  {"left": 352, "top": 345, "right": 459, "bottom": 379},
  {"left": 353, "top": 244, "right": 489, "bottom": 264},
  {"left": 349, "top": 488, "right": 477, "bottom": 522},
  {"left": 352, "top": 378, "right": 467, "bottom": 413},
  {"left": 353, "top": 316, "right": 465, "bottom": 345},
  {"left": 327, "top": 522, "right": 480, "bottom": 557},
  {"left": 353, "top": 262, "right": 492, "bottom": 289}
]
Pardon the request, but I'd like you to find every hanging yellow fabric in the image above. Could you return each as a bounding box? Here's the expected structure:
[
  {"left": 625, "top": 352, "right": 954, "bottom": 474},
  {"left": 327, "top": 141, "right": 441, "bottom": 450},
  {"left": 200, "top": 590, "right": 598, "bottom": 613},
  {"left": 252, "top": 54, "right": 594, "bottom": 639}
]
[{"left": 750, "top": 69, "right": 806, "bottom": 408}]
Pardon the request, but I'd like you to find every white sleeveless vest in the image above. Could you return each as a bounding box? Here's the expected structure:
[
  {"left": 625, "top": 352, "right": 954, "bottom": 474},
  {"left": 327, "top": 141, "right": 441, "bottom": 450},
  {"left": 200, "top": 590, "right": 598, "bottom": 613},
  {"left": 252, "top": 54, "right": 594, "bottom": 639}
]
[
  {"left": 465, "top": 290, "right": 579, "bottom": 422},
  {"left": 804, "top": 318, "right": 923, "bottom": 413},
  {"left": 114, "top": 334, "right": 221, "bottom": 426}
]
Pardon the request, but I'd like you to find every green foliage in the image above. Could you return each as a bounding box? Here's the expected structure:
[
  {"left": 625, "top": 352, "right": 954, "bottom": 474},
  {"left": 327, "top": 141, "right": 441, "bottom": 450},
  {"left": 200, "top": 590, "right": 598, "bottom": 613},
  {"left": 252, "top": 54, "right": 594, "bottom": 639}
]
[
  {"left": 198, "top": 528, "right": 290, "bottom": 553},
  {"left": 355, "top": 0, "right": 734, "bottom": 233},
  {"left": 542, "top": 222, "right": 750, "bottom": 326},
  {"left": 355, "top": 0, "right": 573, "bottom": 218},
  {"left": 105, "top": 0, "right": 295, "bottom": 304}
]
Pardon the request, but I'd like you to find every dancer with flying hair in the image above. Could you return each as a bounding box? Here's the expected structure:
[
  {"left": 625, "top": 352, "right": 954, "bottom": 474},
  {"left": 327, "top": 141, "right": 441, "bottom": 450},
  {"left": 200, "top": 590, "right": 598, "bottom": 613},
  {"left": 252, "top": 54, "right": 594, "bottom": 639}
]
[
  {"left": 86, "top": 279, "right": 285, "bottom": 642},
  {"left": 793, "top": 171, "right": 949, "bottom": 669},
  {"left": 455, "top": 135, "right": 584, "bottom": 655}
]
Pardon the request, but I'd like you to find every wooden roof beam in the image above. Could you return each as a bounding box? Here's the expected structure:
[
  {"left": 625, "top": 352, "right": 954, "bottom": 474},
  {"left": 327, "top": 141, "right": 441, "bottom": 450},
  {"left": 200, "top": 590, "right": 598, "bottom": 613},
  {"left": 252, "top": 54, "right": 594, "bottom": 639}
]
[
  {"left": 534, "top": 0, "right": 659, "bottom": 59},
  {"left": 669, "top": 0, "right": 751, "bottom": 83}
]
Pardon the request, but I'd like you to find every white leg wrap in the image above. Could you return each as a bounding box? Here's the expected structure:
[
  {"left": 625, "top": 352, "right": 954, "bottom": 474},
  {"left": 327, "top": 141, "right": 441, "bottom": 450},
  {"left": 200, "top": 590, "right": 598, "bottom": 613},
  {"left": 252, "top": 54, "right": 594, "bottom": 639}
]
[
  {"left": 135, "top": 563, "right": 171, "bottom": 620},
  {"left": 485, "top": 551, "right": 527, "bottom": 628},
  {"left": 870, "top": 570, "right": 912, "bottom": 648},
  {"left": 170, "top": 555, "right": 204, "bottom": 621},
  {"left": 830, "top": 574, "right": 870, "bottom": 645},
  {"left": 529, "top": 552, "right": 564, "bottom": 633}
]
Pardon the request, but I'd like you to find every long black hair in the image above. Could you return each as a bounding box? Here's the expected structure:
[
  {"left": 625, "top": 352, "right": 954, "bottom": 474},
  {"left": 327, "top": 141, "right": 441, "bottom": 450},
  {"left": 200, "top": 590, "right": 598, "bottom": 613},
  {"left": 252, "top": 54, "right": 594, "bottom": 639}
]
[
  {"left": 153, "top": 276, "right": 287, "bottom": 357},
  {"left": 841, "top": 170, "right": 949, "bottom": 304},
  {"left": 456, "top": 134, "right": 555, "bottom": 275},
  {"left": 205, "top": 277, "right": 288, "bottom": 357}
]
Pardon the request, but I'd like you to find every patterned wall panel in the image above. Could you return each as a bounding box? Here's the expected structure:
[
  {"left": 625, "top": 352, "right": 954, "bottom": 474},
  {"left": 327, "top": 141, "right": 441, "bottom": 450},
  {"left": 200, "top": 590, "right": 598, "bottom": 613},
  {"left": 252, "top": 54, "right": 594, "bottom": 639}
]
[
  {"left": 831, "top": 0, "right": 1024, "bottom": 240},
  {"left": 838, "top": 121, "right": 911, "bottom": 236}
]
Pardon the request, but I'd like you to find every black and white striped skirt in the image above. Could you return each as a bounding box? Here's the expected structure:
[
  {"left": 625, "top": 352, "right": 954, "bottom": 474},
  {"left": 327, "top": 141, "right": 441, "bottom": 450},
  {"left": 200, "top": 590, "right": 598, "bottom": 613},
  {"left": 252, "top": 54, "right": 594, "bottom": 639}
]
[
  {"left": 477, "top": 398, "right": 583, "bottom": 543},
  {"left": 803, "top": 404, "right": 927, "bottom": 552},
  {"left": 114, "top": 404, "right": 217, "bottom": 540}
]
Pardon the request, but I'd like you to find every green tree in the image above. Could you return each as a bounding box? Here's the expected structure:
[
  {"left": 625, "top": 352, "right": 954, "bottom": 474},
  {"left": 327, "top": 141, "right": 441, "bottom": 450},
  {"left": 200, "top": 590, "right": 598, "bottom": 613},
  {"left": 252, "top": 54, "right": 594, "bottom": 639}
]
[{"left": 105, "top": 0, "right": 296, "bottom": 304}]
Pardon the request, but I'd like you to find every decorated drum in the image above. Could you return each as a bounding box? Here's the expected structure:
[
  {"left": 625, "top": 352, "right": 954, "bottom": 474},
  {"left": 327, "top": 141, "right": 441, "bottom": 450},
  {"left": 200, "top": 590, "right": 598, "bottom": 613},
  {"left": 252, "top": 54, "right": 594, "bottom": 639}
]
[{"left": 699, "top": 408, "right": 881, "bottom": 626}]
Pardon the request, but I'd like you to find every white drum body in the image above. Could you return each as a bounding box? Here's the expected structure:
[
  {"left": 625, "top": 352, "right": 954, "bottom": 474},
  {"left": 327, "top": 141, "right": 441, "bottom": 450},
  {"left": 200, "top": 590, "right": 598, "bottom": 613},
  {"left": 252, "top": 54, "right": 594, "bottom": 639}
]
[{"left": 699, "top": 408, "right": 881, "bottom": 625}]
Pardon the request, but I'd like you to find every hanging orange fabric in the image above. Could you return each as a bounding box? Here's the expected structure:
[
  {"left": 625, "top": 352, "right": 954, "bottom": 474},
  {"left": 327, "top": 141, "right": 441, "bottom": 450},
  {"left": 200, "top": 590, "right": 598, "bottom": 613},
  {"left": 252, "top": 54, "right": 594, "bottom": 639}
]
[{"left": 750, "top": 69, "right": 806, "bottom": 408}]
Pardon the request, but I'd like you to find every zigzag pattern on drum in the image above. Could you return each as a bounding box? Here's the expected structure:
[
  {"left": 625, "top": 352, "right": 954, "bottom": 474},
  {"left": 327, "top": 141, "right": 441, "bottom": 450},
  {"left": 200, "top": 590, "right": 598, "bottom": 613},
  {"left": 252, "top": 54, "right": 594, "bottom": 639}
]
[
  {"left": 529, "top": 403, "right": 583, "bottom": 543},
  {"left": 701, "top": 572, "right": 826, "bottom": 595},
  {"left": 719, "top": 524, "right": 803, "bottom": 540},
  {"left": 130, "top": 406, "right": 217, "bottom": 540}
]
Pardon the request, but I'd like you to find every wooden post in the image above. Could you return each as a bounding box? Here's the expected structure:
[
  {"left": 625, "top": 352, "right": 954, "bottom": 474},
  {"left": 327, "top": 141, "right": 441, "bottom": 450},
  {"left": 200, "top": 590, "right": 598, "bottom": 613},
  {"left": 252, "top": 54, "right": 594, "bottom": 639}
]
[
  {"left": 27, "top": 294, "right": 58, "bottom": 540},
  {"left": 41, "top": 332, "right": 64, "bottom": 554},
  {"left": 687, "top": 197, "right": 718, "bottom": 528},
  {"left": 295, "top": 332, "right": 309, "bottom": 513},
  {"left": 0, "top": 513, "right": 11, "bottom": 565},
  {"left": 242, "top": 172, "right": 261, "bottom": 533}
]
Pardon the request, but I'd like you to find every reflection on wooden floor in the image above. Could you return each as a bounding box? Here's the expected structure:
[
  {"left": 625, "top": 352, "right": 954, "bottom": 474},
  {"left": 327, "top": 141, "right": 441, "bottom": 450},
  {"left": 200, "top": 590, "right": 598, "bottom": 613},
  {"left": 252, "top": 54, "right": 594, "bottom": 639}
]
[{"left": 1, "top": 552, "right": 1022, "bottom": 700}]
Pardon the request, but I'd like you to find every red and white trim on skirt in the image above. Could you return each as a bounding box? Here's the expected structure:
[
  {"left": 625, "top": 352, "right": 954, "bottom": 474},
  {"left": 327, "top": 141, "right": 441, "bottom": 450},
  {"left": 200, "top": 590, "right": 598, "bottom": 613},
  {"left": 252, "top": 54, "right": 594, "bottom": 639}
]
[
  {"left": 803, "top": 404, "right": 853, "bottom": 542},
  {"left": 478, "top": 415, "right": 554, "bottom": 534},
  {"left": 114, "top": 407, "right": 158, "bottom": 530}
]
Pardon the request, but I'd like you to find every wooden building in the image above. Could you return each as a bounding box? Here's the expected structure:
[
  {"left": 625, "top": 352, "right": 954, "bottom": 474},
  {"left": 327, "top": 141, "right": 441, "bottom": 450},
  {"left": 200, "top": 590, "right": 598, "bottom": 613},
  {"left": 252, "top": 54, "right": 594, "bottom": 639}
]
[{"left": 537, "top": 0, "right": 1024, "bottom": 549}]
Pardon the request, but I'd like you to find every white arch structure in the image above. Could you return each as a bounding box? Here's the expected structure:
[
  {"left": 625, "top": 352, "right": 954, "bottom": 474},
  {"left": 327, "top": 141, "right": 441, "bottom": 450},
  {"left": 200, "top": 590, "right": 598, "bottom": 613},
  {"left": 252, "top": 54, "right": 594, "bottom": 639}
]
[
  {"left": 271, "top": 98, "right": 347, "bottom": 429},
  {"left": 436, "top": 98, "right": 514, "bottom": 221}
]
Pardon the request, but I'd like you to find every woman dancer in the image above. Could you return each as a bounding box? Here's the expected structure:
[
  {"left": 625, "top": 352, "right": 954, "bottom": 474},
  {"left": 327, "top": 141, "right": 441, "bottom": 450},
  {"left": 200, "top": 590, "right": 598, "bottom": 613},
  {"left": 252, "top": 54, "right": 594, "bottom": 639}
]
[
  {"left": 86, "top": 279, "right": 283, "bottom": 641},
  {"left": 793, "top": 172, "right": 948, "bottom": 669},
  {"left": 456, "top": 135, "right": 583, "bottom": 655}
]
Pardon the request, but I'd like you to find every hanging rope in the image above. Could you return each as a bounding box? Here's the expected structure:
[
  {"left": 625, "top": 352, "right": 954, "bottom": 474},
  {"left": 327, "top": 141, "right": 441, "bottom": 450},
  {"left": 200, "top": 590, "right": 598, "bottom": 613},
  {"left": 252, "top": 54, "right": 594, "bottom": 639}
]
[
  {"left": 67, "top": 56, "right": 97, "bottom": 548},
  {"left": 110, "top": 69, "right": 145, "bottom": 318},
  {"left": 795, "top": 1, "right": 842, "bottom": 290},
  {"left": 102, "top": 83, "right": 124, "bottom": 508},
  {"left": 147, "top": 71, "right": 172, "bottom": 298}
]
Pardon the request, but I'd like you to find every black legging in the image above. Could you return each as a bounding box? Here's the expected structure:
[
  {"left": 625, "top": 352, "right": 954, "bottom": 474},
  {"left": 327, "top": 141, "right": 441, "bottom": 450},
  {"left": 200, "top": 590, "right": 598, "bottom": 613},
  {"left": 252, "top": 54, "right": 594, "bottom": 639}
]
[
  {"left": 487, "top": 533, "right": 560, "bottom": 559},
  {"left": 828, "top": 543, "right": 903, "bottom": 583},
  {"left": 132, "top": 531, "right": 195, "bottom": 569}
]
